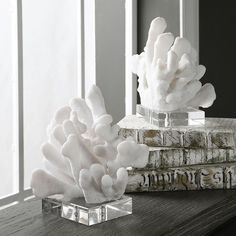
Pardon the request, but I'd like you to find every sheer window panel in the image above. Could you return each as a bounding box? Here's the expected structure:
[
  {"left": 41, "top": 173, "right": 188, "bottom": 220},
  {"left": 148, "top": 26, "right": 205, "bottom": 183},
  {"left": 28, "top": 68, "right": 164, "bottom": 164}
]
[
  {"left": 22, "top": 0, "right": 79, "bottom": 188},
  {"left": 0, "top": 0, "right": 18, "bottom": 197}
]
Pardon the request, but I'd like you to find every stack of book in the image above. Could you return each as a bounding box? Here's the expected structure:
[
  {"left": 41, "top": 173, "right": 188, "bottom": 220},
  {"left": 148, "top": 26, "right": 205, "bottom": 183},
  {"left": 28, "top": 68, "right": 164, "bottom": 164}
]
[{"left": 118, "top": 115, "right": 236, "bottom": 192}]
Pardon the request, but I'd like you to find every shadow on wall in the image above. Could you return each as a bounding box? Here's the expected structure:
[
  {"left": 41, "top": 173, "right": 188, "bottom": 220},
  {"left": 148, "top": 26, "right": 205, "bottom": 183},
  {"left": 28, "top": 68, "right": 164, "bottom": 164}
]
[{"left": 199, "top": 0, "right": 236, "bottom": 118}]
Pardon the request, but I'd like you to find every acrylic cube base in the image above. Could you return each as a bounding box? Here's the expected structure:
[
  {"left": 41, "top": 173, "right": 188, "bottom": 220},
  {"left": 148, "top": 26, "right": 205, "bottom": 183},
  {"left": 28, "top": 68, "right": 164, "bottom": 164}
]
[
  {"left": 42, "top": 195, "right": 132, "bottom": 226},
  {"left": 136, "top": 104, "right": 205, "bottom": 127}
]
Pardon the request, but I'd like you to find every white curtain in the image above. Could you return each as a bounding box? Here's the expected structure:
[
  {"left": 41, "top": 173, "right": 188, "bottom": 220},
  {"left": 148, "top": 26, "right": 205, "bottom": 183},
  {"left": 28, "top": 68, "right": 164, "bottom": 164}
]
[
  {"left": 23, "top": 0, "right": 79, "bottom": 188},
  {"left": 0, "top": 0, "right": 79, "bottom": 197},
  {"left": 0, "top": 0, "right": 15, "bottom": 197}
]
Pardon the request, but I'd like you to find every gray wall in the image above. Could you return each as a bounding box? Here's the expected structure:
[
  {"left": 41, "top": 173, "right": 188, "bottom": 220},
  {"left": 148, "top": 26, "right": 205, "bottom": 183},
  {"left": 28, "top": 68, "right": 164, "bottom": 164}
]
[
  {"left": 95, "top": 0, "right": 125, "bottom": 123},
  {"left": 138, "top": 0, "right": 180, "bottom": 53}
]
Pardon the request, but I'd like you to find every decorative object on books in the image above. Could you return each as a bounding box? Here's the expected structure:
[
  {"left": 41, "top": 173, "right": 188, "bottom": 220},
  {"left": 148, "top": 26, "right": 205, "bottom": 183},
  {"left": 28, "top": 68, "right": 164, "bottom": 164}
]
[
  {"left": 130, "top": 17, "right": 216, "bottom": 113},
  {"left": 31, "top": 85, "right": 148, "bottom": 225},
  {"left": 136, "top": 104, "right": 205, "bottom": 127}
]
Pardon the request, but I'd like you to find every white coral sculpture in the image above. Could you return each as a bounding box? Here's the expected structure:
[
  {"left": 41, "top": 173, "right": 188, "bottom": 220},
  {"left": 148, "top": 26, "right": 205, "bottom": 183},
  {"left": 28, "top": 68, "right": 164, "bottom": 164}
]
[
  {"left": 31, "top": 85, "right": 149, "bottom": 203},
  {"left": 131, "top": 17, "right": 216, "bottom": 111}
]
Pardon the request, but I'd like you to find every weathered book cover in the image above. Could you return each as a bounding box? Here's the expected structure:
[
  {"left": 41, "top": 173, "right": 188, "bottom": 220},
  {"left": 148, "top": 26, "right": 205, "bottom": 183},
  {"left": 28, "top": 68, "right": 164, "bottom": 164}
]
[
  {"left": 126, "top": 163, "right": 236, "bottom": 192},
  {"left": 118, "top": 115, "right": 236, "bottom": 149},
  {"left": 147, "top": 147, "right": 236, "bottom": 169}
]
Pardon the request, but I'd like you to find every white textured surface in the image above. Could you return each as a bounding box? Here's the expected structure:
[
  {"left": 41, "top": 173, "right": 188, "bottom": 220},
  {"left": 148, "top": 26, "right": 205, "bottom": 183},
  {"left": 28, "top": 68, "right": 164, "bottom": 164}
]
[
  {"left": 23, "top": 0, "right": 79, "bottom": 188},
  {"left": 31, "top": 86, "right": 149, "bottom": 203},
  {"left": 131, "top": 17, "right": 216, "bottom": 111}
]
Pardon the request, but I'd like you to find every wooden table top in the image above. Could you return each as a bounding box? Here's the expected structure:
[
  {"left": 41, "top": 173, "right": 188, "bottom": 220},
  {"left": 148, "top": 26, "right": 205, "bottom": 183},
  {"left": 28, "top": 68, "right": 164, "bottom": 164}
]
[{"left": 1, "top": 190, "right": 236, "bottom": 236}]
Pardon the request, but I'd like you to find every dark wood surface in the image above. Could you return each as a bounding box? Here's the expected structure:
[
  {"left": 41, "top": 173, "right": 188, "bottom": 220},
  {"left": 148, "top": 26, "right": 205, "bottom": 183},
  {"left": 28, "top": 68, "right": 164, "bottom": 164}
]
[{"left": 1, "top": 190, "right": 236, "bottom": 236}]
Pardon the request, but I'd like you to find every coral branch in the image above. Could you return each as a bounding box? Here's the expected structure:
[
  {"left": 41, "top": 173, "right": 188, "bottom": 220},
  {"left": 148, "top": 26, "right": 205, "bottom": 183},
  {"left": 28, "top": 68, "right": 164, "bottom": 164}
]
[
  {"left": 31, "top": 85, "right": 149, "bottom": 203},
  {"left": 131, "top": 17, "right": 216, "bottom": 111}
]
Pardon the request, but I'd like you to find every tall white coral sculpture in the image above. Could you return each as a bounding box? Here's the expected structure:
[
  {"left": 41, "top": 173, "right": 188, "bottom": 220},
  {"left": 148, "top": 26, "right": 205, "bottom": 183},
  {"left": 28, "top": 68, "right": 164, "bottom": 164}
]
[
  {"left": 131, "top": 17, "right": 216, "bottom": 111},
  {"left": 31, "top": 85, "right": 149, "bottom": 203}
]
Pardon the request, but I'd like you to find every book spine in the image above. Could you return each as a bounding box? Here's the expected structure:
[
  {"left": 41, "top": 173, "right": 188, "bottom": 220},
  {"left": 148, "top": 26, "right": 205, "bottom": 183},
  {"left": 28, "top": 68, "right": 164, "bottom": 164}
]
[
  {"left": 126, "top": 164, "right": 236, "bottom": 192},
  {"left": 146, "top": 148, "right": 236, "bottom": 169},
  {"left": 119, "top": 128, "right": 235, "bottom": 149}
]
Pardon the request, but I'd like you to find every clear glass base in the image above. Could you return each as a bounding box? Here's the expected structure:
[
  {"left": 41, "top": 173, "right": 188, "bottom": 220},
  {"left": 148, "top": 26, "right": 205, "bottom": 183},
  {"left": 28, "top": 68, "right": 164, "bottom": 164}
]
[
  {"left": 42, "top": 195, "right": 132, "bottom": 226},
  {"left": 136, "top": 104, "right": 205, "bottom": 127}
]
